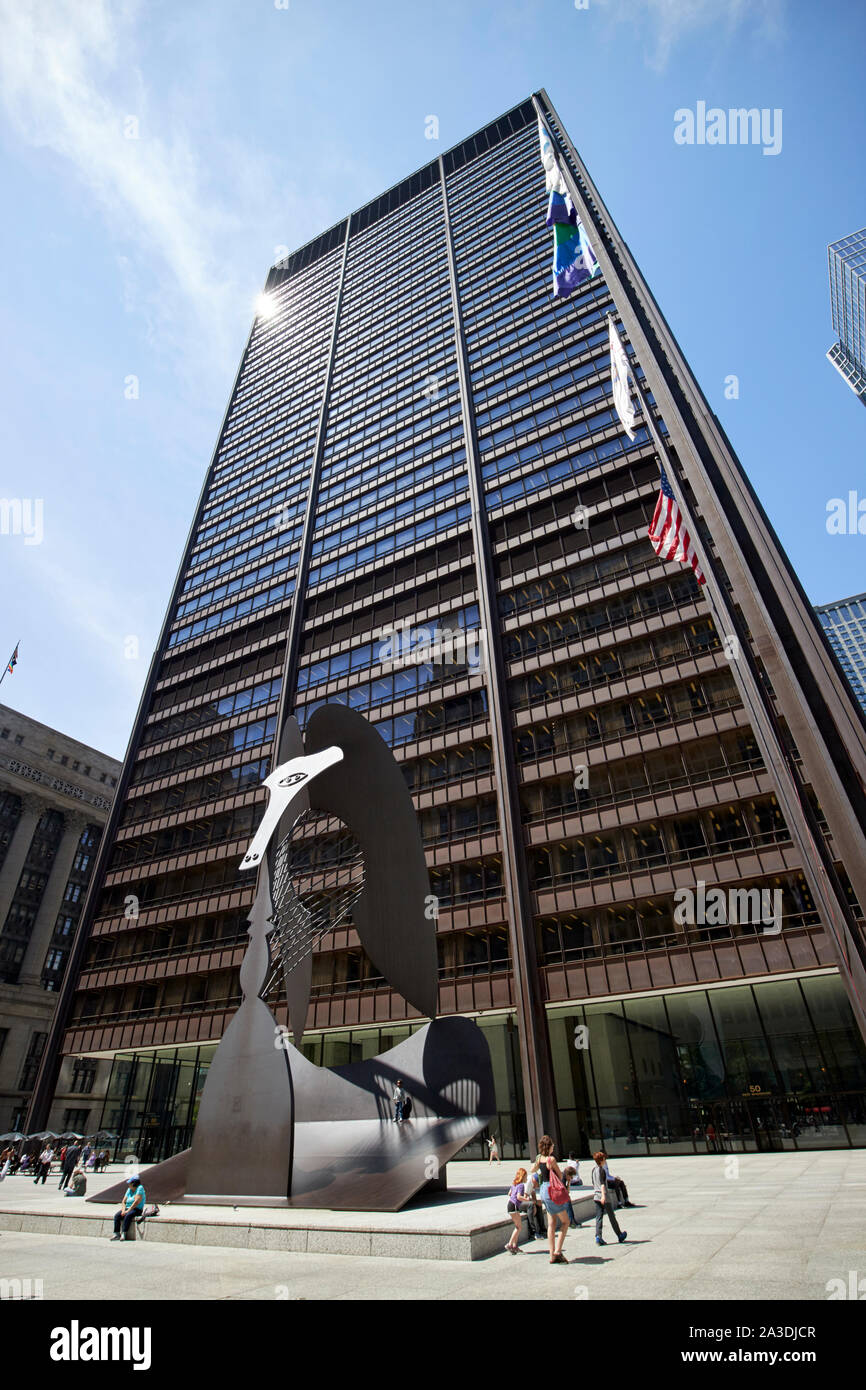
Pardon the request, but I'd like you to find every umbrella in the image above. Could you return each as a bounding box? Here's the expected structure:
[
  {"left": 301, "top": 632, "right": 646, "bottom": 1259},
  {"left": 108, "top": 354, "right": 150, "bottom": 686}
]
[
  {"left": 59, "top": 1132, "right": 84, "bottom": 1140},
  {"left": 0, "top": 1132, "right": 26, "bottom": 1142},
  {"left": 29, "top": 1131, "right": 59, "bottom": 1141}
]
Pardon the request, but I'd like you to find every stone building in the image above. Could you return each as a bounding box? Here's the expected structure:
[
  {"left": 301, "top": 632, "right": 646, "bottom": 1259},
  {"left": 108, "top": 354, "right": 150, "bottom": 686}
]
[{"left": 0, "top": 702, "right": 119, "bottom": 1132}]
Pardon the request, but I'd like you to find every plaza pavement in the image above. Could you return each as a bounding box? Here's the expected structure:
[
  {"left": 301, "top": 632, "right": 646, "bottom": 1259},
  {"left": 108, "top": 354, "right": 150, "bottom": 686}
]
[{"left": 0, "top": 1149, "right": 863, "bottom": 1300}]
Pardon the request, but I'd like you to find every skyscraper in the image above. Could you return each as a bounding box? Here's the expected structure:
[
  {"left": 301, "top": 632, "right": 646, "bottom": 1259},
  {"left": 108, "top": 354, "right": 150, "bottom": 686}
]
[
  {"left": 816, "top": 593, "right": 866, "bottom": 716},
  {"left": 29, "top": 94, "right": 866, "bottom": 1162},
  {"left": 827, "top": 227, "right": 866, "bottom": 405}
]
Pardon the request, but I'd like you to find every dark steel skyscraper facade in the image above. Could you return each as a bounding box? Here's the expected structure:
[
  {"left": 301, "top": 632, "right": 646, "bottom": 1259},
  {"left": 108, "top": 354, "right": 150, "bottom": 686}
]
[{"left": 30, "top": 95, "right": 866, "bottom": 1162}]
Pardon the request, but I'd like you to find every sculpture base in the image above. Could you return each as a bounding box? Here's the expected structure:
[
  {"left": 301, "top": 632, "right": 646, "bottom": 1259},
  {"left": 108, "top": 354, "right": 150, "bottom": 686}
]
[{"left": 89, "top": 1017, "right": 494, "bottom": 1212}]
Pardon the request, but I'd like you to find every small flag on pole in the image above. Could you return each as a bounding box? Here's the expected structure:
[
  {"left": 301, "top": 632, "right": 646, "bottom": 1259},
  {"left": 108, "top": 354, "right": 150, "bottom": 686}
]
[
  {"left": 6, "top": 644, "right": 18, "bottom": 676},
  {"left": 608, "top": 316, "right": 638, "bottom": 439},
  {"left": 538, "top": 119, "right": 601, "bottom": 298},
  {"left": 648, "top": 467, "right": 706, "bottom": 585}
]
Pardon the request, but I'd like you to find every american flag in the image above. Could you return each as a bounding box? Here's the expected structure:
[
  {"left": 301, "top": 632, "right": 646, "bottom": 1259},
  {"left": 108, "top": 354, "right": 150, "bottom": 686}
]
[{"left": 648, "top": 465, "right": 706, "bottom": 585}]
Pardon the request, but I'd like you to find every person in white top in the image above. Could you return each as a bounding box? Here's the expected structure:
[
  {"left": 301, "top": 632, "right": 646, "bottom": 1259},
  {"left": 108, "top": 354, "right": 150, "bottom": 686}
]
[
  {"left": 561, "top": 1152, "right": 581, "bottom": 1185},
  {"left": 33, "top": 1147, "right": 53, "bottom": 1185},
  {"left": 392, "top": 1080, "right": 407, "bottom": 1123}
]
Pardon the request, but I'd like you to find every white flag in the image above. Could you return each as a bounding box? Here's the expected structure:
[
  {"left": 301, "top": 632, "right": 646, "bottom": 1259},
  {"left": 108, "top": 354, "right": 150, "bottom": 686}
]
[
  {"left": 538, "top": 117, "right": 568, "bottom": 196},
  {"left": 608, "top": 316, "right": 638, "bottom": 440}
]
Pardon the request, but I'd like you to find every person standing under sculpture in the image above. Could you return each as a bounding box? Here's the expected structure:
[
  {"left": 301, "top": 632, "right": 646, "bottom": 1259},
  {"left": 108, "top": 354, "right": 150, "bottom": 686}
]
[{"left": 393, "top": 1079, "right": 407, "bottom": 1123}]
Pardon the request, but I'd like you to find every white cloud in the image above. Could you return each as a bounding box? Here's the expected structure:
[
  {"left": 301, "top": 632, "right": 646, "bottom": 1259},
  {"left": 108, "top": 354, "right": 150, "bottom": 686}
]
[
  {"left": 595, "top": 0, "right": 786, "bottom": 71},
  {"left": 0, "top": 0, "right": 303, "bottom": 382}
]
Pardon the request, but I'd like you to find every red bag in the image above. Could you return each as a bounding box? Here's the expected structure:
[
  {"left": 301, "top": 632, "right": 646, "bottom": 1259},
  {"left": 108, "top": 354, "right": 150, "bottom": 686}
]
[{"left": 547, "top": 1163, "right": 569, "bottom": 1205}]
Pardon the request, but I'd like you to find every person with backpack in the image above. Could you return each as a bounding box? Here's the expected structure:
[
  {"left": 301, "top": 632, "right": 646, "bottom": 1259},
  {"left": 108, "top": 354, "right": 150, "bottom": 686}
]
[
  {"left": 591, "top": 1150, "right": 627, "bottom": 1246},
  {"left": 536, "top": 1134, "right": 571, "bottom": 1264}
]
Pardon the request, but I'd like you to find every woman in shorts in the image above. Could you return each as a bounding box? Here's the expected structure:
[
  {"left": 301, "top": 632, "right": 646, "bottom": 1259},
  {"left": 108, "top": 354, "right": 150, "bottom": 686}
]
[
  {"left": 505, "top": 1167, "right": 530, "bottom": 1253},
  {"left": 536, "top": 1134, "right": 570, "bottom": 1264}
]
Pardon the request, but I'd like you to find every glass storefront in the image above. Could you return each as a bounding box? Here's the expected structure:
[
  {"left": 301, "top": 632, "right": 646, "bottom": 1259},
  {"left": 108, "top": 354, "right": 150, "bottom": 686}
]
[
  {"left": 99, "top": 1044, "right": 216, "bottom": 1164},
  {"left": 548, "top": 974, "right": 866, "bottom": 1157},
  {"left": 98, "top": 973, "right": 866, "bottom": 1164}
]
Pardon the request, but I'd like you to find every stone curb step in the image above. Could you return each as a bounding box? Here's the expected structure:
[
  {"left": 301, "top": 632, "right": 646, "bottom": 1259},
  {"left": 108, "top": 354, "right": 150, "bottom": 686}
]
[{"left": 0, "top": 1209, "right": 515, "bottom": 1262}]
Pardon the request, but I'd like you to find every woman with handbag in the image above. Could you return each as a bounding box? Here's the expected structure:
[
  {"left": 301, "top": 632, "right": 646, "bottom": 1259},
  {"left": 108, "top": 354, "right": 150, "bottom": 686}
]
[
  {"left": 591, "top": 1150, "right": 627, "bottom": 1246},
  {"left": 536, "top": 1134, "right": 571, "bottom": 1264}
]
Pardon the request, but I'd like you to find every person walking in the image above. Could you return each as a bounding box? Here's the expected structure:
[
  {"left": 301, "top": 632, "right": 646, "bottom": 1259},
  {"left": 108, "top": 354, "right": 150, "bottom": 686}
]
[
  {"left": 536, "top": 1134, "right": 571, "bottom": 1265},
  {"left": 487, "top": 1135, "right": 501, "bottom": 1164},
  {"left": 591, "top": 1150, "right": 627, "bottom": 1246},
  {"left": 111, "top": 1174, "right": 146, "bottom": 1240},
  {"left": 33, "top": 1145, "right": 53, "bottom": 1185},
  {"left": 392, "top": 1079, "right": 407, "bottom": 1124},
  {"left": 58, "top": 1143, "right": 80, "bottom": 1191}
]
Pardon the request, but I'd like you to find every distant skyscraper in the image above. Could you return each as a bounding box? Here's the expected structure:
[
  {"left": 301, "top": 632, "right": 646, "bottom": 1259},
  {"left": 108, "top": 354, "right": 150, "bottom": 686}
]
[
  {"left": 27, "top": 94, "right": 866, "bottom": 1162},
  {"left": 817, "top": 594, "right": 866, "bottom": 715},
  {"left": 827, "top": 227, "right": 866, "bottom": 405}
]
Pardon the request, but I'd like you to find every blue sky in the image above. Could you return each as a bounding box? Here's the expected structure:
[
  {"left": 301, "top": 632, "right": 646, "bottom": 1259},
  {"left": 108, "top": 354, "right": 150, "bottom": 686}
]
[{"left": 1, "top": 0, "right": 864, "bottom": 758}]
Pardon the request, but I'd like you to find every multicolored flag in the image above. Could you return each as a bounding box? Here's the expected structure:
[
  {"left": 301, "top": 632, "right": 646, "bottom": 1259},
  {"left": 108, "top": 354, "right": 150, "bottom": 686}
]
[
  {"left": 648, "top": 466, "right": 706, "bottom": 585},
  {"left": 608, "top": 315, "right": 638, "bottom": 439},
  {"left": 538, "top": 119, "right": 601, "bottom": 297},
  {"left": 5, "top": 644, "right": 18, "bottom": 676}
]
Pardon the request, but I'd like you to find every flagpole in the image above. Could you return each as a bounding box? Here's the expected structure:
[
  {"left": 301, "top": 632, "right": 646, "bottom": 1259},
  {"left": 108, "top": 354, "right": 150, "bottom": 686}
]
[
  {"left": 613, "top": 311, "right": 866, "bottom": 1026},
  {"left": 534, "top": 86, "right": 866, "bottom": 1036},
  {"left": 0, "top": 641, "right": 20, "bottom": 690}
]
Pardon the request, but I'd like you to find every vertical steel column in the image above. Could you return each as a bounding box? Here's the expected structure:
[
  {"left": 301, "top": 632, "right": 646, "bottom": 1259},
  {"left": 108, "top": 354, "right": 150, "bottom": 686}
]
[
  {"left": 438, "top": 153, "right": 559, "bottom": 1153},
  {"left": 269, "top": 217, "right": 353, "bottom": 744},
  {"left": 533, "top": 93, "right": 866, "bottom": 1041}
]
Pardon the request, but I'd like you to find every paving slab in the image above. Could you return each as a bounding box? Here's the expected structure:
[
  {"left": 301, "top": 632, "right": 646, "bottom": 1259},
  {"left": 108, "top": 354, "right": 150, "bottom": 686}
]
[{"left": 0, "top": 1151, "right": 863, "bottom": 1295}]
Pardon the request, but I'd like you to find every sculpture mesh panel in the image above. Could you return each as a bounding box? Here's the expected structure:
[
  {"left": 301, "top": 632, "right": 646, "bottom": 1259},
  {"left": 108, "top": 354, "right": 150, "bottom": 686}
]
[{"left": 266, "top": 810, "right": 365, "bottom": 995}]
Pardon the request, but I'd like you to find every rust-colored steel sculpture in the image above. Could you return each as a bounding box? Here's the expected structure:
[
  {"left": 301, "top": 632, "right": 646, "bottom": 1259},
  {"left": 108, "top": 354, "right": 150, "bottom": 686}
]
[{"left": 91, "top": 705, "right": 494, "bottom": 1211}]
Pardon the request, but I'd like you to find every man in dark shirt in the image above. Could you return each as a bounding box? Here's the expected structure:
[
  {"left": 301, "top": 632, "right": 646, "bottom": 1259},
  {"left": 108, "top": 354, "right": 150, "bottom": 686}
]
[{"left": 58, "top": 1144, "right": 80, "bottom": 1191}]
